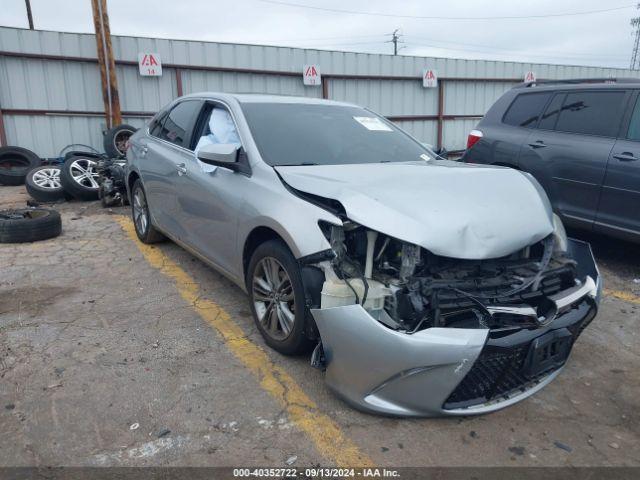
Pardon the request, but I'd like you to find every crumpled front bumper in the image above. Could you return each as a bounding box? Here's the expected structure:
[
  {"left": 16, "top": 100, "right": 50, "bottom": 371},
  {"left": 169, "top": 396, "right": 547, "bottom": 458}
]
[{"left": 310, "top": 238, "right": 601, "bottom": 417}]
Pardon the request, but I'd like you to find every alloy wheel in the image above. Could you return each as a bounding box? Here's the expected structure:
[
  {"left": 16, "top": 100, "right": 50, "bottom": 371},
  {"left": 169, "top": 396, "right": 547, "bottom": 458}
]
[
  {"left": 69, "top": 158, "right": 99, "bottom": 189},
  {"left": 114, "top": 129, "right": 134, "bottom": 156},
  {"left": 31, "top": 168, "right": 62, "bottom": 189},
  {"left": 132, "top": 187, "right": 148, "bottom": 235},
  {"left": 252, "top": 257, "right": 296, "bottom": 341}
]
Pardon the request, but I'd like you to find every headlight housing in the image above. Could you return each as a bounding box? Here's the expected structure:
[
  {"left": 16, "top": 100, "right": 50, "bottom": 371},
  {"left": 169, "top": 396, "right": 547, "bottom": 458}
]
[{"left": 552, "top": 213, "right": 568, "bottom": 253}]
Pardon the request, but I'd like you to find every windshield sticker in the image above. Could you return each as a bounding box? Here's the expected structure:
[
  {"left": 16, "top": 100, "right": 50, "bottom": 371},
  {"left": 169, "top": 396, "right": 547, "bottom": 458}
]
[
  {"left": 353, "top": 116, "right": 393, "bottom": 132},
  {"left": 420, "top": 154, "right": 432, "bottom": 161}
]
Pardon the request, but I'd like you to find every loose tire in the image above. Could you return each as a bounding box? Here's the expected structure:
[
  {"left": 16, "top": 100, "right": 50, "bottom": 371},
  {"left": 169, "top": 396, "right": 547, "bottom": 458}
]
[
  {"left": 0, "top": 209, "right": 61, "bottom": 243},
  {"left": 131, "top": 179, "right": 164, "bottom": 243},
  {"left": 104, "top": 124, "right": 137, "bottom": 158},
  {"left": 60, "top": 156, "right": 100, "bottom": 201},
  {"left": 247, "top": 240, "right": 314, "bottom": 355},
  {"left": 25, "top": 165, "right": 66, "bottom": 202},
  {"left": 0, "top": 147, "right": 41, "bottom": 186}
]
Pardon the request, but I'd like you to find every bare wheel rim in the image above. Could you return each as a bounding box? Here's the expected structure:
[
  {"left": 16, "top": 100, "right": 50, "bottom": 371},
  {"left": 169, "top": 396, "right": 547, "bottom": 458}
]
[
  {"left": 252, "top": 257, "right": 296, "bottom": 341},
  {"left": 132, "top": 187, "right": 148, "bottom": 235},
  {"left": 114, "top": 130, "right": 134, "bottom": 155},
  {"left": 69, "top": 158, "right": 99, "bottom": 189},
  {"left": 32, "top": 168, "right": 62, "bottom": 189}
]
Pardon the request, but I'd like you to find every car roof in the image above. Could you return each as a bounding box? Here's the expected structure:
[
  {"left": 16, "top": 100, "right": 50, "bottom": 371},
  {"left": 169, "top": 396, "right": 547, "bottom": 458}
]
[
  {"left": 180, "top": 92, "right": 358, "bottom": 107},
  {"left": 512, "top": 79, "right": 640, "bottom": 92}
]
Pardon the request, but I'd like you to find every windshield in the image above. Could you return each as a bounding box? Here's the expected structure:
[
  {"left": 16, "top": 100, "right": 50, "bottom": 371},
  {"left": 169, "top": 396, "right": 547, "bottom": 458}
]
[{"left": 240, "top": 102, "right": 432, "bottom": 166}]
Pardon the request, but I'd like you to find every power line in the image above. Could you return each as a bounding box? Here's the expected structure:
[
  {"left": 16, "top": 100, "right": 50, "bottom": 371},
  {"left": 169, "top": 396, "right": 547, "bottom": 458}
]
[
  {"left": 404, "top": 36, "right": 629, "bottom": 60},
  {"left": 257, "top": 0, "right": 635, "bottom": 21},
  {"left": 404, "top": 42, "right": 629, "bottom": 62},
  {"left": 261, "top": 33, "right": 390, "bottom": 43}
]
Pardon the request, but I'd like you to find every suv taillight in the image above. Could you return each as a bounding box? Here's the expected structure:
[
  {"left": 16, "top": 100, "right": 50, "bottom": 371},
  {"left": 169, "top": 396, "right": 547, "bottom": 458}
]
[{"left": 466, "top": 129, "right": 483, "bottom": 149}]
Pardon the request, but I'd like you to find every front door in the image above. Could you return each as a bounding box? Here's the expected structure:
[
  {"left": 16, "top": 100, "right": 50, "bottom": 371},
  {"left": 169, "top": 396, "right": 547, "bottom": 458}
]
[
  {"left": 596, "top": 92, "right": 640, "bottom": 238},
  {"left": 174, "top": 103, "right": 246, "bottom": 278}
]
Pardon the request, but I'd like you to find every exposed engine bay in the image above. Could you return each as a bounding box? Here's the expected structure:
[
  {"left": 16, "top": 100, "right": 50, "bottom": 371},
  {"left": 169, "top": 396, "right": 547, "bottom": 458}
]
[{"left": 313, "top": 219, "right": 578, "bottom": 334}]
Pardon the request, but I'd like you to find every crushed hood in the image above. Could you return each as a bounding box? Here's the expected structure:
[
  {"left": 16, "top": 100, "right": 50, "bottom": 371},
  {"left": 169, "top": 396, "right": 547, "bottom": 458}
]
[{"left": 275, "top": 161, "right": 554, "bottom": 259}]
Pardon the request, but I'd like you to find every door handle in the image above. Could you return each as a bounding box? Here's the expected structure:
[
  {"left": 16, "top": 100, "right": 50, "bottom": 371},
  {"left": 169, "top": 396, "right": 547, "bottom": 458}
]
[
  {"left": 528, "top": 140, "right": 547, "bottom": 149},
  {"left": 177, "top": 163, "right": 188, "bottom": 176},
  {"left": 613, "top": 152, "right": 639, "bottom": 162},
  {"left": 140, "top": 146, "right": 148, "bottom": 157}
]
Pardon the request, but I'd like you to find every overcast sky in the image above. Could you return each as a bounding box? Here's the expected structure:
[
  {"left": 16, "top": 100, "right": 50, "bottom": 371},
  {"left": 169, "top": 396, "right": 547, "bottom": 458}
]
[{"left": 0, "top": 0, "right": 637, "bottom": 69}]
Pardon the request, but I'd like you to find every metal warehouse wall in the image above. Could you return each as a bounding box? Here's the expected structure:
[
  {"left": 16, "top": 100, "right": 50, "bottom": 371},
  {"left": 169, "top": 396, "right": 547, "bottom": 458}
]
[{"left": 0, "top": 26, "right": 637, "bottom": 157}]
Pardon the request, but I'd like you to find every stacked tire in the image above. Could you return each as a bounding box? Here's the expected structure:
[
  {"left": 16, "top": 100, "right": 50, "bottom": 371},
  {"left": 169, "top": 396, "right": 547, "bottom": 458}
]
[
  {"left": 0, "top": 147, "right": 41, "bottom": 186},
  {"left": 60, "top": 155, "right": 101, "bottom": 201}
]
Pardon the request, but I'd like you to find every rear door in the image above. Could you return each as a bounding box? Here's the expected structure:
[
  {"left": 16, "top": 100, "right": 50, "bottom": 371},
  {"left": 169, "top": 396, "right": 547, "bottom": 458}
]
[
  {"left": 595, "top": 91, "right": 640, "bottom": 238},
  {"left": 519, "top": 89, "right": 628, "bottom": 229},
  {"left": 141, "top": 99, "right": 202, "bottom": 237}
]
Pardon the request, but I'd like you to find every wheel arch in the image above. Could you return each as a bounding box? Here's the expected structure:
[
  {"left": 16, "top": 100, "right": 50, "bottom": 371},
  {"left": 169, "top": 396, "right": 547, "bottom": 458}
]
[
  {"left": 492, "top": 162, "right": 520, "bottom": 170},
  {"left": 242, "top": 226, "right": 290, "bottom": 282}
]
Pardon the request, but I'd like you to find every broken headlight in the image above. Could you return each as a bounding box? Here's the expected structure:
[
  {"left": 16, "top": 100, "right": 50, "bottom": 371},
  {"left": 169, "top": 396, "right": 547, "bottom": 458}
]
[{"left": 552, "top": 213, "right": 568, "bottom": 253}]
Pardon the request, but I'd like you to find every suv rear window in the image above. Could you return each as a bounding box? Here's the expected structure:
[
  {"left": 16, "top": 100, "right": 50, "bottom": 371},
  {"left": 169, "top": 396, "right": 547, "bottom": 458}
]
[
  {"left": 502, "top": 93, "right": 551, "bottom": 128},
  {"left": 554, "top": 91, "right": 626, "bottom": 137}
]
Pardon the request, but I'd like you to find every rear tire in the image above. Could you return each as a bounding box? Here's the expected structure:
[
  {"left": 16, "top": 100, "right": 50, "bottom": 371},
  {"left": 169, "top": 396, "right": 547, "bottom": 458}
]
[
  {"left": 131, "top": 179, "right": 164, "bottom": 243},
  {"left": 0, "top": 208, "right": 62, "bottom": 243},
  {"left": 247, "top": 240, "right": 314, "bottom": 355}
]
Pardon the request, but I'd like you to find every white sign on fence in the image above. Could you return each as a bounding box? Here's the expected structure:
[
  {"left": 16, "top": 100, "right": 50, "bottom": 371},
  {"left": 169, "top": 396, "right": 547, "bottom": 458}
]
[
  {"left": 423, "top": 69, "right": 438, "bottom": 88},
  {"left": 138, "top": 53, "right": 162, "bottom": 76},
  {"left": 303, "top": 64, "right": 321, "bottom": 86},
  {"left": 524, "top": 71, "right": 537, "bottom": 83}
]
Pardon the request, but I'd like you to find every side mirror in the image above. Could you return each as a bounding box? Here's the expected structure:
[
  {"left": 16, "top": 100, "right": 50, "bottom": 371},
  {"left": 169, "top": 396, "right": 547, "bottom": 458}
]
[{"left": 197, "top": 143, "right": 239, "bottom": 167}]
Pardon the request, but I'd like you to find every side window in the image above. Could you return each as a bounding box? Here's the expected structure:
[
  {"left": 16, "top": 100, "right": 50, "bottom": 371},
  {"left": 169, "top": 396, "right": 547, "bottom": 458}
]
[
  {"left": 149, "top": 109, "right": 169, "bottom": 137},
  {"left": 193, "top": 104, "right": 241, "bottom": 154},
  {"left": 157, "top": 100, "right": 202, "bottom": 148},
  {"left": 502, "top": 93, "right": 552, "bottom": 128},
  {"left": 627, "top": 96, "right": 640, "bottom": 141},
  {"left": 537, "top": 93, "right": 565, "bottom": 131},
  {"left": 555, "top": 91, "right": 626, "bottom": 137}
]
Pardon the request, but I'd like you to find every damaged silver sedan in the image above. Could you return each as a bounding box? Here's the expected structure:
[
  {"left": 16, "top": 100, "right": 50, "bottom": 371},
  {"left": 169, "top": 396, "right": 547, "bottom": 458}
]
[{"left": 126, "top": 93, "right": 601, "bottom": 417}]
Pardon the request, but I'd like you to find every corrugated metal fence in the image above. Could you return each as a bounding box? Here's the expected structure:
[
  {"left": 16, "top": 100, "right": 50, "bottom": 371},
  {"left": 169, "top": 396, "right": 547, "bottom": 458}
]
[{"left": 0, "top": 26, "right": 637, "bottom": 157}]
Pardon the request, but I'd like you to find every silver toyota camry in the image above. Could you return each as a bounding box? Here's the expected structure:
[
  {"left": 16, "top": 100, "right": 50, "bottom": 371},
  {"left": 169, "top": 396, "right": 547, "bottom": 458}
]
[{"left": 126, "top": 93, "right": 601, "bottom": 417}]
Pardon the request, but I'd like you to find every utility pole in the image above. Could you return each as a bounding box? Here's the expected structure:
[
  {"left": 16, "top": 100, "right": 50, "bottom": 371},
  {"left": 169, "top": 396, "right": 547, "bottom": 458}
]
[
  {"left": 24, "top": 0, "right": 34, "bottom": 29},
  {"left": 91, "top": 0, "right": 121, "bottom": 129},
  {"left": 391, "top": 29, "right": 400, "bottom": 55},
  {"left": 631, "top": 4, "right": 640, "bottom": 69}
]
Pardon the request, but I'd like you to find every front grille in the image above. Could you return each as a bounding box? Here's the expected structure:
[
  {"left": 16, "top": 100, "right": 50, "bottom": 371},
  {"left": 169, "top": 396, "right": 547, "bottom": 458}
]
[
  {"left": 431, "top": 264, "right": 575, "bottom": 311},
  {"left": 443, "top": 333, "right": 571, "bottom": 410}
]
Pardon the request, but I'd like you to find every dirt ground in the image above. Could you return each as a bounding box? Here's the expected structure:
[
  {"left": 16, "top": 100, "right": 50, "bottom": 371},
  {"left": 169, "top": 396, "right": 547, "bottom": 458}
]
[{"left": 1, "top": 184, "right": 639, "bottom": 468}]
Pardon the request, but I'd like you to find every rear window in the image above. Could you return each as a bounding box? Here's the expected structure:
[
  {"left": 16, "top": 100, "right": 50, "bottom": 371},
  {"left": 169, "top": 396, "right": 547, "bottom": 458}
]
[
  {"left": 502, "top": 93, "right": 552, "bottom": 128},
  {"left": 554, "top": 91, "right": 626, "bottom": 137}
]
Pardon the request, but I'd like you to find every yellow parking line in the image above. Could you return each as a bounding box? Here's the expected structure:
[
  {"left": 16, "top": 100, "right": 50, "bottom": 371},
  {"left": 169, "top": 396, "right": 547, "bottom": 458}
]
[
  {"left": 604, "top": 288, "right": 640, "bottom": 305},
  {"left": 115, "top": 216, "right": 374, "bottom": 468}
]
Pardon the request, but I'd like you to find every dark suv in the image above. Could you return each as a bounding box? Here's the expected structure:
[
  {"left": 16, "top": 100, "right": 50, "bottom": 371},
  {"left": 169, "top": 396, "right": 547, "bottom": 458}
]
[{"left": 462, "top": 79, "right": 640, "bottom": 242}]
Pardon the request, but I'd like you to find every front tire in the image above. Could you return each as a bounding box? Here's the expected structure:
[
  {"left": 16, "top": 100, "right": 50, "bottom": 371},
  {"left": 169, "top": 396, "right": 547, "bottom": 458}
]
[
  {"left": 247, "top": 240, "right": 313, "bottom": 355},
  {"left": 131, "top": 179, "right": 164, "bottom": 243}
]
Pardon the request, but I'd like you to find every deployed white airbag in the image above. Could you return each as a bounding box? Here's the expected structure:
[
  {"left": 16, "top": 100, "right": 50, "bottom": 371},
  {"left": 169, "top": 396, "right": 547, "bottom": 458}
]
[{"left": 195, "top": 108, "right": 241, "bottom": 172}]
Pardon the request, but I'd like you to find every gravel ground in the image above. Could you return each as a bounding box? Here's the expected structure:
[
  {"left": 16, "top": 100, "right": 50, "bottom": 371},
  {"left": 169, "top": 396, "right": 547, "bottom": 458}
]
[{"left": 1, "top": 185, "right": 638, "bottom": 468}]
